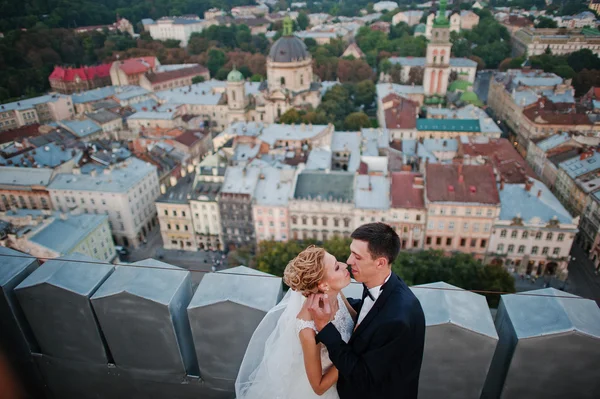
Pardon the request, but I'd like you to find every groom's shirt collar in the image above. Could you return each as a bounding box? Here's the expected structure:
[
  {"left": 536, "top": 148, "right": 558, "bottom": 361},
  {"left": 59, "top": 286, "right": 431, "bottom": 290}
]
[{"left": 366, "top": 271, "right": 392, "bottom": 303}]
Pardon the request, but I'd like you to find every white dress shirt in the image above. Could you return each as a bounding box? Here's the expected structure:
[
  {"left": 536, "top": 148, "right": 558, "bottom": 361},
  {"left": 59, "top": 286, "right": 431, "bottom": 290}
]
[{"left": 356, "top": 272, "right": 392, "bottom": 326}]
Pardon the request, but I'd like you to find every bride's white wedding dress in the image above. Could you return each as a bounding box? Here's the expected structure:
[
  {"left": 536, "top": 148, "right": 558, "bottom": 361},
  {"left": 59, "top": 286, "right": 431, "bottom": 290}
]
[{"left": 236, "top": 290, "right": 354, "bottom": 399}]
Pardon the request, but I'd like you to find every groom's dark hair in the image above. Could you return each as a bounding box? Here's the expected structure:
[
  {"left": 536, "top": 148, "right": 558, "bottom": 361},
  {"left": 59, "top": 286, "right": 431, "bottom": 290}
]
[{"left": 350, "top": 222, "right": 400, "bottom": 264}]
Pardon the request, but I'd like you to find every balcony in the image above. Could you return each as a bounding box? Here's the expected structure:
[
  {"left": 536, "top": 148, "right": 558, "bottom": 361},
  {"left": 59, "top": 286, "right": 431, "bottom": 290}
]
[{"left": 1, "top": 246, "right": 599, "bottom": 399}]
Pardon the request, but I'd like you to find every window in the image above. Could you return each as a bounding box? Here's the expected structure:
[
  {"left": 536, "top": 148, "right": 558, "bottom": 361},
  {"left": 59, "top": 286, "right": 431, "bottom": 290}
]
[
  {"left": 281, "top": 222, "right": 285, "bottom": 227},
  {"left": 553, "top": 247, "right": 560, "bottom": 255},
  {"left": 292, "top": 215, "right": 298, "bottom": 224},
  {"left": 451, "top": 208, "right": 456, "bottom": 215},
  {"left": 428, "top": 221, "right": 434, "bottom": 229},
  {"left": 480, "top": 239, "right": 487, "bottom": 248},
  {"left": 497, "top": 244, "right": 504, "bottom": 252},
  {"left": 531, "top": 246, "right": 538, "bottom": 254},
  {"left": 302, "top": 217, "right": 307, "bottom": 225},
  {"left": 508, "top": 244, "right": 514, "bottom": 253},
  {"left": 446, "top": 237, "right": 452, "bottom": 246},
  {"left": 473, "top": 223, "right": 480, "bottom": 232},
  {"left": 558, "top": 233, "right": 564, "bottom": 242},
  {"left": 470, "top": 239, "right": 477, "bottom": 247},
  {"left": 522, "top": 231, "right": 528, "bottom": 239},
  {"left": 334, "top": 218, "right": 339, "bottom": 227},
  {"left": 535, "top": 232, "right": 542, "bottom": 240},
  {"left": 167, "top": 224, "right": 171, "bottom": 230},
  {"left": 343, "top": 218, "right": 350, "bottom": 228},
  {"left": 486, "top": 209, "right": 493, "bottom": 217},
  {"left": 176, "top": 225, "right": 180, "bottom": 230},
  {"left": 460, "top": 238, "right": 466, "bottom": 247},
  {"left": 542, "top": 246, "right": 549, "bottom": 255},
  {"left": 184, "top": 225, "right": 189, "bottom": 231},
  {"left": 101, "top": 199, "right": 106, "bottom": 205},
  {"left": 438, "top": 221, "right": 444, "bottom": 230},
  {"left": 448, "top": 222, "right": 455, "bottom": 231},
  {"left": 426, "top": 237, "right": 432, "bottom": 245},
  {"left": 439, "top": 207, "right": 445, "bottom": 215},
  {"left": 484, "top": 224, "right": 490, "bottom": 232},
  {"left": 182, "top": 211, "right": 186, "bottom": 217},
  {"left": 404, "top": 213, "right": 409, "bottom": 220},
  {"left": 416, "top": 215, "right": 421, "bottom": 221},
  {"left": 173, "top": 210, "right": 177, "bottom": 217},
  {"left": 518, "top": 245, "right": 525, "bottom": 254},
  {"left": 171, "top": 240, "right": 178, "bottom": 245},
  {"left": 511, "top": 230, "right": 518, "bottom": 238},
  {"left": 546, "top": 232, "right": 553, "bottom": 241},
  {"left": 436, "top": 237, "right": 442, "bottom": 245},
  {"left": 463, "top": 222, "right": 469, "bottom": 231},
  {"left": 322, "top": 217, "right": 328, "bottom": 226},
  {"left": 465, "top": 208, "right": 472, "bottom": 215},
  {"left": 429, "top": 208, "right": 435, "bottom": 215},
  {"left": 164, "top": 210, "right": 168, "bottom": 216},
  {"left": 476, "top": 208, "right": 482, "bottom": 216}
]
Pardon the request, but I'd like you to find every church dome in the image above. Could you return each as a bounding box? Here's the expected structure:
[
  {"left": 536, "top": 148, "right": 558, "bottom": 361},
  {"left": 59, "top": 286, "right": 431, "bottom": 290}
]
[
  {"left": 227, "top": 68, "right": 244, "bottom": 82},
  {"left": 268, "top": 36, "right": 310, "bottom": 63}
]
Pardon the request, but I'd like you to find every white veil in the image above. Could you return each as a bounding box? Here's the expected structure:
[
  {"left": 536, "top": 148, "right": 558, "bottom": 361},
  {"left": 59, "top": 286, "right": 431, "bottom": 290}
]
[{"left": 236, "top": 289, "right": 312, "bottom": 398}]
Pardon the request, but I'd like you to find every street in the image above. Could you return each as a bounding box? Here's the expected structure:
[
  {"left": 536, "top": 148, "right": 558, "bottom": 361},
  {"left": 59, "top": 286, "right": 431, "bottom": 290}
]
[
  {"left": 474, "top": 70, "right": 492, "bottom": 104},
  {"left": 512, "top": 243, "right": 600, "bottom": 307}
]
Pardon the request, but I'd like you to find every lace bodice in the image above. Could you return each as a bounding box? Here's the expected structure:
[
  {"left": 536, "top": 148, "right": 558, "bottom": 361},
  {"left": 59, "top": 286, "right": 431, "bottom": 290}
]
[{"left": 295, "top": 294, "right": 354, "bottom": 371}]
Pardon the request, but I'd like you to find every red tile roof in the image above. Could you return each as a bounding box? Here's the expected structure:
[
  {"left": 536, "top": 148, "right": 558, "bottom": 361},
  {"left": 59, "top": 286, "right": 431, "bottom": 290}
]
[
  {"left": 118, "top": 57, "right": 157, "bottom": 75},
  {"left": 391, "top": 172, "right": 425, "bottom": 209},
  {"left": 0, "top": 124, "right": 41, "bottom": 145},
  {"left": 523, "top": 99, "right": 592, "bottom": 126},
  {"left": 382, "top": 94, "right": 417, "bottom": 130},
  {"left": 459, "top": 138, "right": 536, "bottom": 184},
  {"left": 49, "top": 64, "right": 112, "bottom": 82},
  {"left": 174, "top": 129, "right": 207, "bottom": 147},
  {"left": 426, "top": 163, "right": 500, "bottom": 204},
  {"left": 146, "top": 65, "right": 209, "bottom": 84}
]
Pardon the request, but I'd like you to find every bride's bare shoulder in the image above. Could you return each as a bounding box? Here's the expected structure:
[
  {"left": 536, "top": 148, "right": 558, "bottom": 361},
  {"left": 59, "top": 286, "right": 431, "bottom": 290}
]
[{"left": 297, "top": 306, "right": 312, "bottom": 321}]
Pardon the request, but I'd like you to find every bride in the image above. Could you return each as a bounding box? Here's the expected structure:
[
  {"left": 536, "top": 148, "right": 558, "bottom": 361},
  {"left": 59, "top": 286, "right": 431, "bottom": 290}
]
[{"left": 236, "top": 245, "right": 356, "bottom": 398}]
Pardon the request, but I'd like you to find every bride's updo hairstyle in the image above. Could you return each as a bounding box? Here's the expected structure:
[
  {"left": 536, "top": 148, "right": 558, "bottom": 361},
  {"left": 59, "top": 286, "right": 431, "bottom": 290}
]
[{"left": 283, "top": 245, "right": 326, "bottom": 296}]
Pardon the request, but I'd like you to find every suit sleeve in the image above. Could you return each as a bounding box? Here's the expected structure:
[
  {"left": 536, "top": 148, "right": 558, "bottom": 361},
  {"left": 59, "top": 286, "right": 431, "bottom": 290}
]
[{"left": 316, "top": 320, "right": 407, "bottom": 390}]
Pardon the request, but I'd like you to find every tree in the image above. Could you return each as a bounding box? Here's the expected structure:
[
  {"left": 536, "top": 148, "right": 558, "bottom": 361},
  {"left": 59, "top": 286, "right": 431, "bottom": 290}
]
[
  {"left": 344, "top": 112, "right": 371, "bottom": 130},
  {"left": 354, "top": 80, "right": 376, "bottom": 109},
  {"left": 567, "top": 49, "right": 600, "bottom": 72},
  {"left": 163, "top": 39, "right": 181, "bottom": 48},
  {"left": 207, "top": 49, "right": 226, "bottom": 76},
  {"left": 280, "top": 108, "right": 303, "bottom": 124},
  {"left": 297, "top": 13, "right": 310, "bottom": 30},
  {"left": 392, "top": 250, "right": 515, "bottom": 307},
  {"left": 407, "top": 66, "right": 424, "bottom": 85},
  {"left": 336, "top": 59, "right": 374, "bottom": 82},
  {"left": 536, "top": 16, "right": 558, "bottom": 29},
  {"left": 191, "top": 75, "right": 205, "bottom": 84}
]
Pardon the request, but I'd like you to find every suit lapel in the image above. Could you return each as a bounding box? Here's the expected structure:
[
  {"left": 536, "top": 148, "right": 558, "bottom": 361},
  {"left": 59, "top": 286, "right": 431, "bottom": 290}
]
[{"left": 350, "top": 272, "right": 400, "bottom": 343}]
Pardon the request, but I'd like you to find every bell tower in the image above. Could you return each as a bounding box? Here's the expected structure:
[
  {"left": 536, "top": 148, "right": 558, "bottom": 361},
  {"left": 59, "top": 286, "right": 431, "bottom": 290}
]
[{"left": 423, "top": 0, "right": 452, "bottom": 97}]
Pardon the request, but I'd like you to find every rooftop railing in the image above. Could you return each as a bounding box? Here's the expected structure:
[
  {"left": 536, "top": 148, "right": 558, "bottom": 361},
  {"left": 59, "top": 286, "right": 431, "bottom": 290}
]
[{"left": 0, "top": 246, "right": 599, "bottom": 399}]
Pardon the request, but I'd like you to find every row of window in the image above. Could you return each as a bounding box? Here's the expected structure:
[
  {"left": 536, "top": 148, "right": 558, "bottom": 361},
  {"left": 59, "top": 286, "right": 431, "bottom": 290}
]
[
  {"left": 166, "top": 223, "right": 189, "bottom": 231},
  {"left": 258, "top": 221, "right": 286, "bottom": 228},
  {"left": 291, "top": 215, "right": 351, "bottom": 228},
  {"left": 497, "top": 244, "right": 561, "bottom": 256},
  {"left": 429, "top": 207, "right": 494, "bottom": 217},
  {"left": 428, "top": 221, "right": 490, "bottom": 233},
  {"left": 426, "top": 236, "right": 488, "bottom": 249},
  {"left": 1, "top": 194, "right": 49, "bottom": 209},
  {"left": 257, "top": 208, "right": 285, "bottom": 217},
  {"left": 499, "top": 230, "right": 565, "bottom": 242}
]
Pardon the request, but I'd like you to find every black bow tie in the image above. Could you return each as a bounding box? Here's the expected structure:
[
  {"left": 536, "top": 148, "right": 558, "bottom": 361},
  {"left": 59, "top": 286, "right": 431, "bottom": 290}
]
[{"left": 362, "top": 284, "right": 375, "bottom": 301}]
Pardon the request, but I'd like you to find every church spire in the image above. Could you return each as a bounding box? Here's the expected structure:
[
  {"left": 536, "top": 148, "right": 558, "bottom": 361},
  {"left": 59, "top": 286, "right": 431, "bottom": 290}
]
[
  {"left": 434, "top": 0, "right": 450, "bottom": 27},
  {"left": 283, "top": 16, "right": 294, "bottom": 36}
]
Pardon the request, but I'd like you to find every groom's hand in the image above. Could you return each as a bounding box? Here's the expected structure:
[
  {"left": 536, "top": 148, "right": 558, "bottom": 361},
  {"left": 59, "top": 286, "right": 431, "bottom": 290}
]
[{"left": 307, "top": 293, "right": 332, "bottom": 331}]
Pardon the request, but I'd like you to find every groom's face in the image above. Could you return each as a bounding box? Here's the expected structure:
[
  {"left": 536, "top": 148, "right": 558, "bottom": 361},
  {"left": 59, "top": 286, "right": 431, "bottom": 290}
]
[{"left": 347, "top": 239, "right": 378, "bottom": 284}]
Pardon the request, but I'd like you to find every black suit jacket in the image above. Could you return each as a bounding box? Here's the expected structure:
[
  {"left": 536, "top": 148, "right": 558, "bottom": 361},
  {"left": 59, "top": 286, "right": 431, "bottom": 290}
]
[{"left": 316, "top": 272, "right": 425, "bottom": 399}]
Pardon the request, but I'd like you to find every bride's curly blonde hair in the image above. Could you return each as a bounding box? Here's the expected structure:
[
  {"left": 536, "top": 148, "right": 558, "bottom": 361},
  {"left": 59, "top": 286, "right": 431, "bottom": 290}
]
[{"left": 283, "top": 245, "right": 326, "bottom": 296}]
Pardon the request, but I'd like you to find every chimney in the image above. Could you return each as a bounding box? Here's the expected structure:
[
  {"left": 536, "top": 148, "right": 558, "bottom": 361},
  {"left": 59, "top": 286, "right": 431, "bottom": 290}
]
[
  {"left": 537, "top": 189, "right": 542, "bottom": 198},
  {"left": 458, "top": 174, "right": 464, "bottom": 184},
  {"left": 525, "top": 180, "right": 533, "bottom": 192},
  {"left": 500, "top": 176, "right": 504, "bottom": 191}
]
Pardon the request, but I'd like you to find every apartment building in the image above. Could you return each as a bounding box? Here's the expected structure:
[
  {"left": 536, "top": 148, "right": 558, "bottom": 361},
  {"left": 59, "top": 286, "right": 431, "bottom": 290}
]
[
  {"left": 48, "top": 157, "right": 160, "bottom": 248},
  {"left": 0, "top": 94, "right": 74, "bottom": 132},
  {"left": 0, "top": 168, "right": 54, "bottom": 212},
  {"left": 424, "top": 163, "right": 501, "bottom": 258},
  {"left": 488, "top": 179, "right": 577, "bottom": 279},
  {"left": 156, "top": 172, "right": 196, "bottom": 251},
  {"left": 389, "top": 171, "right": 426, "bottom": 250},
  {"left": 253, "top": 167, "right": 295, "bottom": 243}
]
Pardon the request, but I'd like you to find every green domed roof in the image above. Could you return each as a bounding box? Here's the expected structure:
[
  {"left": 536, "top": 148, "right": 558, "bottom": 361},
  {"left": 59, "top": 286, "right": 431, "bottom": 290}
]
[
  {"left": 227, "top": 68, "right": 244, "bottom": 82},
  {"left": 448, "top": 79, "right": 473, "bottom": 92},
  {"left": 415, "top": 23, "right": 426, "bottom": 33},
  {"left": 460, "top": 90, "right": 483, "bottom": 106}
]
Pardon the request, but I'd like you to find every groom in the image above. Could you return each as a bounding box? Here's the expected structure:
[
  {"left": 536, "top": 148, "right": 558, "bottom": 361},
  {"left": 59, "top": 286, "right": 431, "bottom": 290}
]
[{"left": 308, "top": 222, "right": 425, "bottom": 399}]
